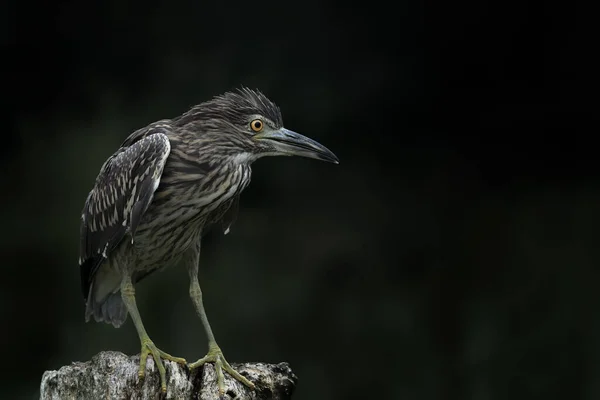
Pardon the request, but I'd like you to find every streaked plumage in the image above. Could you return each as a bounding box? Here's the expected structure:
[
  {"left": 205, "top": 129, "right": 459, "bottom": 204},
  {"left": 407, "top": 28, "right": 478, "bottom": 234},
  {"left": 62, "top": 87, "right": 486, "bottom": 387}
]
[
  {"left": 78, "top": 87, "right": 338, "bottom": 394},
  {"left": 80, "top": 90, "right": 270, "bottom": 325}
]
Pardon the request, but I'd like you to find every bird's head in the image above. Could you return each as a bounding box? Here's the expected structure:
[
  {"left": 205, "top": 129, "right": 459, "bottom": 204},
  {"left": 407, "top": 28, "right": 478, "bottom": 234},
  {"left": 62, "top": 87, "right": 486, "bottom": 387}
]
[{"left": 176, "top": 88, "right": 339, "bottom": 164}]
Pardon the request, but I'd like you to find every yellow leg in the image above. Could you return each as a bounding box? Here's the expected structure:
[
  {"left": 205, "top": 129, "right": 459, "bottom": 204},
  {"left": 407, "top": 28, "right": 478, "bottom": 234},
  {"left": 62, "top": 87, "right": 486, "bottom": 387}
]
[
  {"left": 187, "top": 279, "right": 255, "bottom": 393},
  {"left": 121, "top": 276, "right": 186, "bottom": 392}
]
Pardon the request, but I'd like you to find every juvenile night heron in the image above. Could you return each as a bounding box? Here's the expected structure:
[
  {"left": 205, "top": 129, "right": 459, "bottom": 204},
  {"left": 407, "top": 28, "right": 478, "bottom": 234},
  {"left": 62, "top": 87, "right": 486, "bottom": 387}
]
[{"left": 79, "top": 88, "right": 338, "bottom": 394}]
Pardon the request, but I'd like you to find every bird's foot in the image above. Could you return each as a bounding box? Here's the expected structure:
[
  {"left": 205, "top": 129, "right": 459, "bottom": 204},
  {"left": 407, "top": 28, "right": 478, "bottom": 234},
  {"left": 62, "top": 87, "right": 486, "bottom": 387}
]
[
  {"left": 188, "top": 342, "right": 255, "bottom": 394},
  {"left": 139, "top": 336, "right": 187, "bottom": 393}
]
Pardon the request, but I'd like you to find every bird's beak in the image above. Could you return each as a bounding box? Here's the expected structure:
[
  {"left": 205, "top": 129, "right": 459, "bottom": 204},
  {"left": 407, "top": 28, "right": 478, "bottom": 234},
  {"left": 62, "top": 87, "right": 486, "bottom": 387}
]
[{"left": 255, "top": 128, "right": 339, "bottom": 164}]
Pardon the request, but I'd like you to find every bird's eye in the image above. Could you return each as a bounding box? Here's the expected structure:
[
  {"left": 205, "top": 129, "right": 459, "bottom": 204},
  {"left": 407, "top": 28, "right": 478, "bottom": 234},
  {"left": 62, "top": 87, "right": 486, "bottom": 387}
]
[{"left": 250, "top": 119, "right": 263, "bottom": 132}]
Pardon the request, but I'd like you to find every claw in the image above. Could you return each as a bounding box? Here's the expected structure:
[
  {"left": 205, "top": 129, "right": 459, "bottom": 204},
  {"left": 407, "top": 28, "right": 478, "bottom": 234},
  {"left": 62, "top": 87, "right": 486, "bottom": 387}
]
[
  {"left": 139, "top": 337, "right": 187, "bottom": 393},
  {"left": 189, "top": 343, "right": 255, "bottom": 394}
]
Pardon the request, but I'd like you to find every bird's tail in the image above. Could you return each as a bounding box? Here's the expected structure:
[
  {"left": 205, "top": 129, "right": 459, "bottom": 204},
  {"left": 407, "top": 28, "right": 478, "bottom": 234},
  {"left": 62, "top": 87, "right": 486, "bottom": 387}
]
[
  {"left": 85, "top": 289, "right": 129, "bottom": 328},
  {"left": 85, "top": 267, "right": 129, "bottom": 328}
]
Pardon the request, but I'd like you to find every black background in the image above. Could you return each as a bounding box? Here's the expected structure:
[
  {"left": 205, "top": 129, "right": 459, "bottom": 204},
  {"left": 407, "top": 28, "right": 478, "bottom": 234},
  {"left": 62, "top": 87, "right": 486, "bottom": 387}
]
[{"left": 3, "top": 0, "right": 600, "bottom": 399}]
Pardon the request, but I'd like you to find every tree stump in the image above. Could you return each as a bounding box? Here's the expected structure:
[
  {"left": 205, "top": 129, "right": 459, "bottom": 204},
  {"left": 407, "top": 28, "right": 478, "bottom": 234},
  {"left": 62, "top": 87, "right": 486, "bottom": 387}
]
[{"left": 40, "top": 351, "right": 298, "bottom": 399}]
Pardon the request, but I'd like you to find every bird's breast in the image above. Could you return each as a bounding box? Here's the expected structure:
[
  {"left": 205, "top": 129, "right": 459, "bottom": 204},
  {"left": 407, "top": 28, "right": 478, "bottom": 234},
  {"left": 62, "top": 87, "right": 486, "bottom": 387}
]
[{"left": 134, "top": 162, "right": 251, "bottom": 256}]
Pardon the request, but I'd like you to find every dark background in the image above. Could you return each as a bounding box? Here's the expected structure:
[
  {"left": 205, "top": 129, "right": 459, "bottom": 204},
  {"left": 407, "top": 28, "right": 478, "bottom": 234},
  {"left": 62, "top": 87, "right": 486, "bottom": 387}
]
[{"left": 3, "top": 1, "right": 599, "bottom": 399}]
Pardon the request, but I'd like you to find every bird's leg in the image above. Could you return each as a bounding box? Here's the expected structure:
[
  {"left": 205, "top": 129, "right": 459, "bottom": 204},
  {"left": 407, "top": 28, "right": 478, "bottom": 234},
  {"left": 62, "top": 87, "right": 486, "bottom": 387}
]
[
  {"left": 184, "top": 242, "right": 254, "bottom": 393},
  {"left": 187, "top": 279, "right": 255, "bottom": 393},
  {"left": 120, "top": 275, "right": 186, "bottom": 392}
]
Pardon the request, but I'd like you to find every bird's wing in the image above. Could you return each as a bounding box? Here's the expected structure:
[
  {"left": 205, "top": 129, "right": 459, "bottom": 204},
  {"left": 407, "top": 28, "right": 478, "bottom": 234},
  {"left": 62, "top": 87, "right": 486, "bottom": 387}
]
[{"left": 79, "top": 127, "right": 171, "bottom": 300}]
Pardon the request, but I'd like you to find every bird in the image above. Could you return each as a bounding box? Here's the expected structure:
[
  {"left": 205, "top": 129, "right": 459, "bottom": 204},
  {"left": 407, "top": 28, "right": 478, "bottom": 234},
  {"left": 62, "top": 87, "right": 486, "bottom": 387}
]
[{"left": 78, "top": 87, "right": 339, "bottom": 394}]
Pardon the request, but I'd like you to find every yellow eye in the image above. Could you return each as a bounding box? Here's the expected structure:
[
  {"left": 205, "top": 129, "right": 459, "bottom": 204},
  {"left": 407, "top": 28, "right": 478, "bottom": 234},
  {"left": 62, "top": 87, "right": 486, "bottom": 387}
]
[{"left": 250, "top": 119, "right": 263, "bottom": 132}]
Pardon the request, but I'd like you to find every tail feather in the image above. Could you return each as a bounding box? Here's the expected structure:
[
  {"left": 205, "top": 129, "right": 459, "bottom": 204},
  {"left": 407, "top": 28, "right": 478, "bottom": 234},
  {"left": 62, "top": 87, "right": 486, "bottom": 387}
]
[
  {"left": 84, "top": 264, "right": 129, "bottom": 328},
  {"left": 85, "top": 289, "right": 129, "bottom": 328}
]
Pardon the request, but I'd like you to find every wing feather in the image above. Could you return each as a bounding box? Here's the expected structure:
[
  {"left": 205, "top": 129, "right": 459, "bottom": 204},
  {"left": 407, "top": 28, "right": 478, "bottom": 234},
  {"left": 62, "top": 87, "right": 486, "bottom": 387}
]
[{"left": 79, "top": 127, "right": 171, "bottom": 300}]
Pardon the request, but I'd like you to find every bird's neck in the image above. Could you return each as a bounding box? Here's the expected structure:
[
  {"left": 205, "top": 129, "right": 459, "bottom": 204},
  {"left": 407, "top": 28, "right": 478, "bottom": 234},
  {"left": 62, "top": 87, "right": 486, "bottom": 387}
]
[
  {"left": 153, "top": 147, "right": 253, "bottom": 222},
  {"left": 225, "top": 152, "right": 259, "bottom": 166}
]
